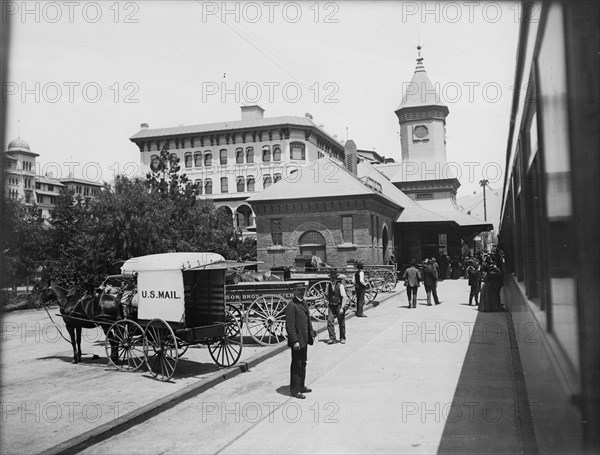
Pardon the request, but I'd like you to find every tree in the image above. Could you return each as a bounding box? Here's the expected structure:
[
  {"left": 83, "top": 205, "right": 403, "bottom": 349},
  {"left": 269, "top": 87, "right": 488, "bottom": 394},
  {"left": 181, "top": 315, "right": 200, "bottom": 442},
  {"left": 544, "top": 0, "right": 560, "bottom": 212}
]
[{"left": 1, "top": 200, "right": 48, "bottom": 289}]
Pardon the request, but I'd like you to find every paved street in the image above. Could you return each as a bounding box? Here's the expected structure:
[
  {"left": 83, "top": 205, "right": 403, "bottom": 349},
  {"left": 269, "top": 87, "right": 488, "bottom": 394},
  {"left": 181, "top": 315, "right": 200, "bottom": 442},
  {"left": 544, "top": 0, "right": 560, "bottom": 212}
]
[{"left": 76, "top": 279, "right": 524, "bottom": 455}]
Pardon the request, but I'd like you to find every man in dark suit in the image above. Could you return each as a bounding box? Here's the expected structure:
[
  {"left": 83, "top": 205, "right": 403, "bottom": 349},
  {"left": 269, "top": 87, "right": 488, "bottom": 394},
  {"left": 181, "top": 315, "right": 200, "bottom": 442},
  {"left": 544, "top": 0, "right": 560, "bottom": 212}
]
[
  {"left": 422, "top": 259, "right": 442, "bottom": 306},
  {"left": 285, "top": 283, "right": 317, "bottom": 399}
]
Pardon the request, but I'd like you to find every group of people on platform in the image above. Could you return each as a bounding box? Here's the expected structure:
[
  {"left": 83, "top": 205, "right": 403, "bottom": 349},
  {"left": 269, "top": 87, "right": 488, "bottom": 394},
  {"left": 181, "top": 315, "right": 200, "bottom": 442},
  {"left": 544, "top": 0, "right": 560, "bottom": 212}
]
[{"left": 400, "top": 247, "right": 506, "bottom": 313}]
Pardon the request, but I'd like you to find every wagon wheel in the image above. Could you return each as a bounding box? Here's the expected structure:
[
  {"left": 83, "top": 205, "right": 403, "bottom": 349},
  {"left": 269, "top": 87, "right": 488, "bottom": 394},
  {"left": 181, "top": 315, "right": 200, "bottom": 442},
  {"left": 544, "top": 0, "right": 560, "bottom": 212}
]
[
  {"left": 208, "top": 318, "right": 243, "bottom": 367},
  {"left": 105, "top": 319, "right": 145, "bottom": 372},
  {"left": 245, "top": 294, "right": 288, "bottom": 345},
  {"left": 143, "top": 319, "right": 179, "bottom": 382},
  {"left": 371, "top": 269, "right": 396, "bottom": 292},
  {"left": 307, "top": 280, "right": 330, "bottom": 321},
  {"left": 226, "top": 303, "right": 243, "bottom": 338},
  {"left": 346, "top": 281, "right": 378, "bottom": 307}
]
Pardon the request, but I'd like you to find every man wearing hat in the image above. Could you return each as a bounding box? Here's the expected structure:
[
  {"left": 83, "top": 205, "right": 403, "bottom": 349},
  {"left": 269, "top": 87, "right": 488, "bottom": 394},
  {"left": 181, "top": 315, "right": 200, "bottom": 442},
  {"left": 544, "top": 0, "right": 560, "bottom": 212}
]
[
  {"left": 402, "top": 259, "right": 421, "bottom": 308},
  {"left": 326, "top": 271, "right": 349, "bottom": 344},
  {"left": 422, "top": 259, "right": 441, "bottom": 306},
  {"left": 354, "top": 261, "right": 368, "bottom": 317},
  {"left": 285, "top": 283, "right": 318, "bottom": 399}
]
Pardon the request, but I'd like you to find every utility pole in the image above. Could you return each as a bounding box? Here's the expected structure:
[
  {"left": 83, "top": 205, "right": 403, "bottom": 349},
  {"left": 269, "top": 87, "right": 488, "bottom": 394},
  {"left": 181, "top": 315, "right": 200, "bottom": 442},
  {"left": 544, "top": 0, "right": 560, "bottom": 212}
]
[{"left": 479, "top": 178, "right": 489, "bottom": 221}]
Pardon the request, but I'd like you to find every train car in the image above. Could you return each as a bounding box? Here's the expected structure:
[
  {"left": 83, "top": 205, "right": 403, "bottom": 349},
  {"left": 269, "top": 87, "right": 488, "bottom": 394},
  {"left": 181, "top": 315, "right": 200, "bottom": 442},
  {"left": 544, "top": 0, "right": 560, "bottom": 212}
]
[{"left": 498, "top": 2, "right": 599, "bottom": 453}]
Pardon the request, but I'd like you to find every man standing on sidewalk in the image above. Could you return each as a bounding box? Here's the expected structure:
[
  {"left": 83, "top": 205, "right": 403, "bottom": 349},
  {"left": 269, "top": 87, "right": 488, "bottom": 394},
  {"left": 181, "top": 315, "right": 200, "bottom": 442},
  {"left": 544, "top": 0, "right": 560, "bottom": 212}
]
[
  {"left": 354, "top": 262, "right": 368, "bottom": 317},
  {"left": 402, "top": 259, "right": 421, "bottom": 308},
  {"left": 285, "top": 284, "right": 317, "bottom": 399},
  {"left": 422, "top": 259, "right": 441, "bottom": 306},
  {"left": 325, "top": 271, "right": 349, "bottom": 344}
]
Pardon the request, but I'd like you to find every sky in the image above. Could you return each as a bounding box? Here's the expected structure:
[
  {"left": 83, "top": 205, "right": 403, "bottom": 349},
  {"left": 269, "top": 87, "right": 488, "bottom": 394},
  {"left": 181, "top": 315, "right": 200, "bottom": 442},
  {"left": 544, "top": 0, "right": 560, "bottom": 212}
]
[{"left": 6, "top": 1, "right": 521, "bottom": 205}]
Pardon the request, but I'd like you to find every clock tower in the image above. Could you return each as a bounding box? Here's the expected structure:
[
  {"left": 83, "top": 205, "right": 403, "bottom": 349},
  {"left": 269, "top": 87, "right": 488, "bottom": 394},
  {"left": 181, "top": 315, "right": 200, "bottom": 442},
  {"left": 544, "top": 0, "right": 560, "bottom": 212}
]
[{"left": 393, "top": 46, "right": 460, "bottom": 199}]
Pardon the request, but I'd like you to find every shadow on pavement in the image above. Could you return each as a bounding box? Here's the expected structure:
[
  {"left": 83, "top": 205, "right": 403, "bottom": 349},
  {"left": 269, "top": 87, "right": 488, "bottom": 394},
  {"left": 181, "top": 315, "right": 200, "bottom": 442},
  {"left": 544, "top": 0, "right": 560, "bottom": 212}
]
[{"left": 436, "top": 307, "right": 537, "bottom": 454}]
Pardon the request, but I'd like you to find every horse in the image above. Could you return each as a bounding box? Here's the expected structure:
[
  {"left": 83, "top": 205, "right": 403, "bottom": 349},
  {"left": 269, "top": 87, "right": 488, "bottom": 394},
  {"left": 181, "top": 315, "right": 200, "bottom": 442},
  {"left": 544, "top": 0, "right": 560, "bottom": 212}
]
[{"left": 42, "top": 285, "right": 123, "bottom": 364}]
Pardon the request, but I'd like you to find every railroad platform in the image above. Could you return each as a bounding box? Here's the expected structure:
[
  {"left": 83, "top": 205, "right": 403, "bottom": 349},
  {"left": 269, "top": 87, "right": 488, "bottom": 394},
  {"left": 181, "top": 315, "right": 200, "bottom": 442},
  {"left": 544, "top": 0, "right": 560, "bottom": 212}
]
[{"left": 74, "top": 279, "right": 532, "bottom": 454}]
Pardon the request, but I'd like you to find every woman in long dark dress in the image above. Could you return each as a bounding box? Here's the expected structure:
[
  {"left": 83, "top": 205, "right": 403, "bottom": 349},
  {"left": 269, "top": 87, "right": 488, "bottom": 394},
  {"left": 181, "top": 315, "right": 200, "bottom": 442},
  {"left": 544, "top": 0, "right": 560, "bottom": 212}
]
[{"left": 479, "top": 263, "right": 504, "bottom": 312}]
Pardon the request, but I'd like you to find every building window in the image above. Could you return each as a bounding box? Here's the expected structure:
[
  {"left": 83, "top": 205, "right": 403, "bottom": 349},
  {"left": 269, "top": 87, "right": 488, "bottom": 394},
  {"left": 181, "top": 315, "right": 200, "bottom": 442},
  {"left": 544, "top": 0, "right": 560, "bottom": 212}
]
[
  {"left": 195, "top": 179, "right": 203, "bottom": 195},
  {"left": 262, "top": 146, "right": 271, "bottom": 162},
  {"left": 236, "top": 176, "right": 245, "bottom": 192},
  {"left": 299, "top": 230, "right": 326, "bottom": 262},
  {"left": 290, "top": 142, "right": 305, "bottom": 160},
  {"left": 263, "top": 174, "right": 272, "bottom": 189},
  {"left": 194, "top": 152, "right": 202, "bottom": 167},
  {"left": 184, "top": 152, "right": 192, "bottom": 168},
  {"left": 204, "top": 179, "right": 212, "bottom": 195},
  {"left": 236, "top": 147, "right": 244, "bottom": 164},
  {"left": 204, "top": 152, "right": 212, "bottom": 166},
  {"left": 219, "top": 149, "right": 228, "bottom": 165},
  {"left": 220, "top": 177, "right": 228, "bottom": 193},
  {"left": 246, "top": 147, "right": 254, "bottom": 164},
  {"left": 273, "top": 145, "right": 282, "bottom": 161},
  {"left": 247, "top": 175, "right": 255, "bottom": 192},
  {"left": 342, "top": 215, "right": 353, "bottom": 243},
  {"left": 274, "top": 173, "right": 282, "bottom": 183},
  {"left": 271, "top": 218, "right": 282, "bottom": 246}
]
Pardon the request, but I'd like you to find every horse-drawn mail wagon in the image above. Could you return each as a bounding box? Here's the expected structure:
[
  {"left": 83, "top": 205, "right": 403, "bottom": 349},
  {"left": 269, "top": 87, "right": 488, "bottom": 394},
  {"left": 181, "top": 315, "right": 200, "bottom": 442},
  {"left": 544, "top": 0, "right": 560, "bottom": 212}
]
[{"left": 103, "top": 252, "right": 243, "bottom": 381}]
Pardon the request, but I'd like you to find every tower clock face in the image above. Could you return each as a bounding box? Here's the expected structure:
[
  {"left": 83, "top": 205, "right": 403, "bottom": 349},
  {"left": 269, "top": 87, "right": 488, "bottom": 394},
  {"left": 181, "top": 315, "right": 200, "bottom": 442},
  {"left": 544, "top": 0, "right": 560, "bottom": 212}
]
[{"left": 413, "top": 125, "right": 429, "bottom": 139}]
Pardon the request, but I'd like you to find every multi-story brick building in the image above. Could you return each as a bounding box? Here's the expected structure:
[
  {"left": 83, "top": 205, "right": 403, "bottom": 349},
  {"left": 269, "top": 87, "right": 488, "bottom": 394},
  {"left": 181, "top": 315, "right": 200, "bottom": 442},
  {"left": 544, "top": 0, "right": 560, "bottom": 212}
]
[
  {"left": 4, "top": 137, "right": 38, "bottom": 212},
  {"left": 129, "top": 106, "right": 346, "bottom": 236},
  {"left": 4, "top": 137, "right": 102, "bottom": 218}
]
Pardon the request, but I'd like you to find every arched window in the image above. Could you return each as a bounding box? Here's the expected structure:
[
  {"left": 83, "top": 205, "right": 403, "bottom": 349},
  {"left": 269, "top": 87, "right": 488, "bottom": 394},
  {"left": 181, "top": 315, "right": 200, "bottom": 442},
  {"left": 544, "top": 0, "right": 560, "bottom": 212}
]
[
  {"left": 262, "top": 146, "right": 271, "bottom": 162},
  {"left": 195, "top": 179, "right": 203, "bottom": 195},
  {"left": 220, "top": 149, "right": 228, "bottom": 165},
  {"left": 246, "top": 147, "right": 254, "bottom": 164},
  {"left": 184, "top": 152, "right": 192, "bottom": 168},
  {"left": 236, "top": 205, "right": 253, "bottom": 229},
  {"left": 247, "top": 175, "right": 255, "bottom": 192},
  {"left": 204, "top": 178, "right": 212, "bottom": 195},
  {"left": 236, "top": 176, "right": 245, "bottom": 192},
  {"left": 204, "top": 152, "right": 212, "bottom": 166},
  {"left": 290, "top": 142, "right": 305, "bottom": 160},
  {"left": 194, "top": 152, "right": 202, "bottom": 167},
  {"left": 274, "top": 173, "right": 282, "bottom": 183},
  {"left": 263, "top": 174, "right": 272, "bottom": 189},
  {"left": 273, "top": 145, "right": 282, "bottom": 161},
  {"left": 220, "top": 177, "right": 228, "bottom": 193},
  {"left": 299, "top": 230, "right": 327, "bottom": 262},
  {"left": 236, "top": 148, "right": 244, "bottom": 164}
]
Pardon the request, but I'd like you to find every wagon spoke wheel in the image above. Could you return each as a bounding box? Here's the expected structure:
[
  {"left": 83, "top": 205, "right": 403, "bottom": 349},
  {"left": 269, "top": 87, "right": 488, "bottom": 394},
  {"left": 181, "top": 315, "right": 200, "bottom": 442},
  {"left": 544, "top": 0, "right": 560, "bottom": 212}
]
[
  {"left": 143, "top": 319, "right": 179, "bottom": 382},
  {"left": 208, "top": 319, "right": 243, "bottom": 367},
  {"left": 226, "top": 303, "right": 243, "bottom": 338},
  {"left": 365, "top": 282, "right": 378, "bottom": 304},
  {"left": 105, "top": 319, "right": 145, "bottom": 372},
  {"left": 245, "top": 295, "right": 288, "bottom": 345},
  {"left": 307, "top": 280, "right": 330, "bottom": 321}
]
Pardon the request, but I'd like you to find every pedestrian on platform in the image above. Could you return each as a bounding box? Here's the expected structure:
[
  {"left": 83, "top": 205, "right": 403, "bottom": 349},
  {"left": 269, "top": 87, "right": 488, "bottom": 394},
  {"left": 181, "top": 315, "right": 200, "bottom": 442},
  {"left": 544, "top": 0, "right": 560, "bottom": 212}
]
[
  {"left": 285, "top": 283, "right": 317, "bottom": 399},
  {"left": 422, "top": 259, "right": 441, "bottom": 306},
  {"left": 325, "top": 271, "right": 349, "bottom": 344},
  {"left": 479, "top": 261, "right": 504, "bottom": 312},
  {"left": 466, "top": 259, "right": 482, "bottom": 306},
  {"left": 402, "top": 259, "right": 421, "bottom": 308},
  {"left": 354, "top": 262, "right": 368, "bottom": 317}
]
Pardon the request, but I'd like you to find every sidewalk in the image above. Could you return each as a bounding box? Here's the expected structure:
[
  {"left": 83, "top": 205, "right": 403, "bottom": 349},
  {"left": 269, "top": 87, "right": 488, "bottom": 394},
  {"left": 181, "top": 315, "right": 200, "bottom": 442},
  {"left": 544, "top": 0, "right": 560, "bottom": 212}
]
[{"left": 81, "top": 279, "right": 527, "bottom": 454}]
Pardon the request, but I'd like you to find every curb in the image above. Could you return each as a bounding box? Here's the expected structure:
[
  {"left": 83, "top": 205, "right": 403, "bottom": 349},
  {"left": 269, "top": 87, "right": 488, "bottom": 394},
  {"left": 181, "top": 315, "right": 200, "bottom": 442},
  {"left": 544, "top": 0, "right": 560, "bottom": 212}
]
[{"left": 39, "top": 288, "right": 400, "bottom": 455}]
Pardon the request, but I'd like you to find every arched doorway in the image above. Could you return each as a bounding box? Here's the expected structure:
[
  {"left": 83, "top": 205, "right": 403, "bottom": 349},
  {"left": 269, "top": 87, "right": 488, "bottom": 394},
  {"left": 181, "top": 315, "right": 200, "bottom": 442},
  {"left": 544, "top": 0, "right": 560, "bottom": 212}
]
[
  {"left": 382, "top": 226, "right": 389, "bottom": 264},
  {"left": 298, "top": 230, "right": 327, "bottom": 262},
  {"left": 217, "top": 206, "right": 234, "bottom": 227}
]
